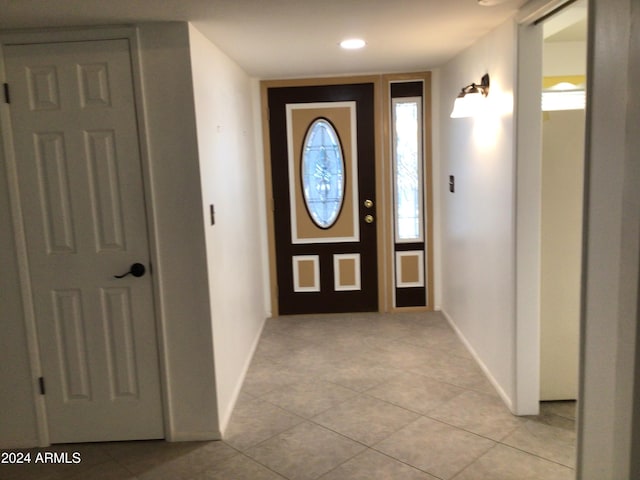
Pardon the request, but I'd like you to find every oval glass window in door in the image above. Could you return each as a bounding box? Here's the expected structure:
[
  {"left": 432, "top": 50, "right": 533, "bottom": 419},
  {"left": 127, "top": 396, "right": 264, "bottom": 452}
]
[{"left": 301, "top": 118, "right": 345, "bottom": 229}]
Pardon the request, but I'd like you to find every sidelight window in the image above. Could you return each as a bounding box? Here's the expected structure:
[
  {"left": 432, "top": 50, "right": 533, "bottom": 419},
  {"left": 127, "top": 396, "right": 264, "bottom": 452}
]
[{"left": 392, "top": 97, "right": 423, "bottom": 242}]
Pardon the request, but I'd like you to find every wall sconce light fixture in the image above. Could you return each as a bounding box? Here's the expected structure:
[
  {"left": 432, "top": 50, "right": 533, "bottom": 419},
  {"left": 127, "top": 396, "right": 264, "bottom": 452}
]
[{"left": 450, "top": 73, "right": 490, "bottom": 118}]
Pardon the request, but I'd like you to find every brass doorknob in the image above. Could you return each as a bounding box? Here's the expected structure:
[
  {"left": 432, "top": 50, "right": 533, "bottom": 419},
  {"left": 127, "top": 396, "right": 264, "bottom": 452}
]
[
  {"left": 364, "top": 199, "right": 374, "bottom": 208},
  {"left": 364, "top": 214, "right": 374, "bottom": 224}
]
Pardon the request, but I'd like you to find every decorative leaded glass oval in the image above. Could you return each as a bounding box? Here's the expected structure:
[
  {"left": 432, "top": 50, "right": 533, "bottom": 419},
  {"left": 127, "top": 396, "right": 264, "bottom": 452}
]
[{"left": 301, "top": 118, "right": 345, "bottom": 229}]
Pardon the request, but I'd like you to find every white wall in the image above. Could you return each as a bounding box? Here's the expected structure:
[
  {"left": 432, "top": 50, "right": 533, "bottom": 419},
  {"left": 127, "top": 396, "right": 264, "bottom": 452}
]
[
  {"left": 438, "top": 19, "right": 518, "bottom": 408},
  {"left": 136, "top": 23, "right": 221, "bottom": 441},
  {"left": 187, "top": 24, "right": 267, "bottom": 434}
]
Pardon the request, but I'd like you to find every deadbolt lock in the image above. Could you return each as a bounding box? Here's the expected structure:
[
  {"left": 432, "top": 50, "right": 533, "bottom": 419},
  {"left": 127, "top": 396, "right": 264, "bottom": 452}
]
[
  {"left": 364, "top": 214, "right": 374, "bottom": 224},
  {"left": 364, "top": 199, "right": 374, "bottom": 208}
]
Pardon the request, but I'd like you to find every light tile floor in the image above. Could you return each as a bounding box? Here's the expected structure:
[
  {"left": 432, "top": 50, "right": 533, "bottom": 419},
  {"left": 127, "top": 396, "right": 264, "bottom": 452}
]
[{"left": 1, "top": 311, "right": 577, "bottom": 480}]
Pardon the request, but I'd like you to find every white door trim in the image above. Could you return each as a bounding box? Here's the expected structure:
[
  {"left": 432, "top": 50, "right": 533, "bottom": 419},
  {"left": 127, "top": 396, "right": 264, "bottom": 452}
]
[
  {"left": 0, "top": 26, "right": 170, "bottom": 446},
  {"left": 516, "top": 0, "right": 576, "bottom": 25},
  {"left": 513, "top": 21, "right": 543, "bottom": 416},
  {"left": 512, "top": 0, "right": 580, "bottom": 416}
]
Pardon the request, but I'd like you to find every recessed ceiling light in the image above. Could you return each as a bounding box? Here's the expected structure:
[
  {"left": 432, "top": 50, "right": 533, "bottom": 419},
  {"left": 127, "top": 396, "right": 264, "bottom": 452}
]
[{"left": 340, "top": 38, "right": 366, "bottom": 50}]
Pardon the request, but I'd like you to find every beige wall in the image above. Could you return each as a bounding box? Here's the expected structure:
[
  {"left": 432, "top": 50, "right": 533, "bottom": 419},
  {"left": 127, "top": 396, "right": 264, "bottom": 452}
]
[
  {"left": 543, "top": 41, "right": 587, "bottom": 76},
  {"left": 540, "top": 109, "right": 584, "bottom": 400}
]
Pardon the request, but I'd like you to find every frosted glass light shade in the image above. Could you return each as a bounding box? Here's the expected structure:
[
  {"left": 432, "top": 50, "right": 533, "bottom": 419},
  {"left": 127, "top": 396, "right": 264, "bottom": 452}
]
[{"left": 450, "top": 91, "right": 486, "bottom": 118}]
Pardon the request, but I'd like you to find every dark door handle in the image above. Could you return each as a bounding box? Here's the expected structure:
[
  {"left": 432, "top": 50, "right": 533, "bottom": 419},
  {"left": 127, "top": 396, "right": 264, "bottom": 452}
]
[{"left": 114, "top": 263, "right": 146, "bottom": 279}]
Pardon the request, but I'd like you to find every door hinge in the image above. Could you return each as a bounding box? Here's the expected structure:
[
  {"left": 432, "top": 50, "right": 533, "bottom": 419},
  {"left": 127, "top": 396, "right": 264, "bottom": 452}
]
[
  {"left": 3, "top": 83, "right": 9, "bottom": 104},
  {"left": 38, "top": 377, "right": 45, "bottom": 395}
]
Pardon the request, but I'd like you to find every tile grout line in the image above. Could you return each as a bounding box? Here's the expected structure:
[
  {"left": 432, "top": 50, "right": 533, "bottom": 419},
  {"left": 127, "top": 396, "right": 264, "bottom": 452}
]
[
  {"left": 233, "top": 312, "right": 577, "bottom": 478},
  {"left": 234, "top": 450, "right": 290, "bottom": 480},
  {"left": 492, "top": 442, "right": 577, "bottom": 470},
  {"left": 448, "top": 443, "right": 502, "bottom": 480}
]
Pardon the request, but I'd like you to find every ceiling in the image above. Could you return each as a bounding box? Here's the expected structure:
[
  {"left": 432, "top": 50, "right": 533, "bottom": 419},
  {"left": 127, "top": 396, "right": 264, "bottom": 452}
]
[
  {"left": 543, "top": 0, "right": 587, "bottom": 42},
  {"left": 0, "top": 0, "right": 528, "bottom": 79}
]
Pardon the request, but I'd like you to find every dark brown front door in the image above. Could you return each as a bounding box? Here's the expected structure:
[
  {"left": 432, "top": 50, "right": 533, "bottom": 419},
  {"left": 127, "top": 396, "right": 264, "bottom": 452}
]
[{"left": 268, "top": 83, "right": 378, "bottom": 314}]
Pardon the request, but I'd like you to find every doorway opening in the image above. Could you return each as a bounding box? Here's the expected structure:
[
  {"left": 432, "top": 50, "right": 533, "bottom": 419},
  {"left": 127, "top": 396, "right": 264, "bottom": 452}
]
[{"left": 538, "top": 0, "right": 587, "bottom": 419}]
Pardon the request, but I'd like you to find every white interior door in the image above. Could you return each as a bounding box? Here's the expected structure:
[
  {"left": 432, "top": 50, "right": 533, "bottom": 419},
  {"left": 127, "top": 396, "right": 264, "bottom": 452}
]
[{"left": 5, "top": 39, "right": 164, "bottom": 443}]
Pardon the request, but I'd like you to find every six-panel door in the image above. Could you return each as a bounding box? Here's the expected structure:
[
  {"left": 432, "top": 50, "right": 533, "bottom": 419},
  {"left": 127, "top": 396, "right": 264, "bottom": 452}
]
[{"left": 5, "top": 39, "right": 164, "bottom": 443}]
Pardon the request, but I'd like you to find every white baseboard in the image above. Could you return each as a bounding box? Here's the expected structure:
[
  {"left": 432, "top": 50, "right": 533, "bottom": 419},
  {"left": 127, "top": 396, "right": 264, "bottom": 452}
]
[
  {"left": 0, "top": 440, "right": 41, "bottom": 449},
  {"left": 217, "top": 315, "right": 268, "bottom": 435},
  {"left": 168, "top": 431, "right": 221, "bottom": 442},
  {"left": 440, "top": 309, "right": 515, "bottom": 413}
]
